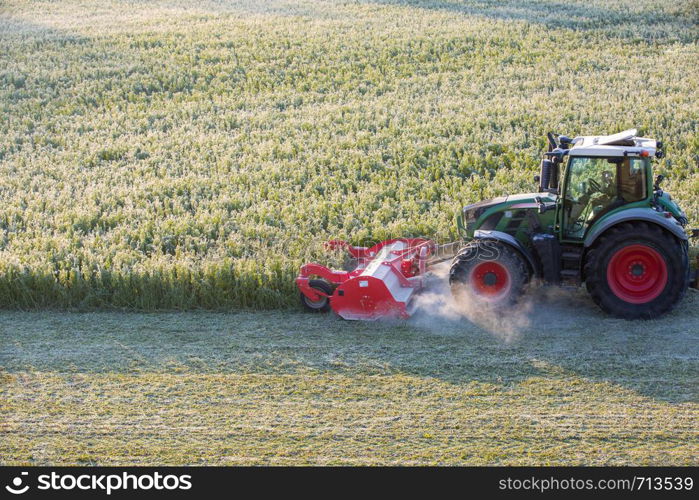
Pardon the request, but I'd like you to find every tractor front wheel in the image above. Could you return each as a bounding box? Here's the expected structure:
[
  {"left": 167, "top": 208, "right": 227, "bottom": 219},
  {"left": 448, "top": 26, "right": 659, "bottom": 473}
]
[
  {"left": 449, "top": 241, "right": 529, "bottom": 307},
  {"left": 584, "top": 222, "right": 688, "bottom": 319}
]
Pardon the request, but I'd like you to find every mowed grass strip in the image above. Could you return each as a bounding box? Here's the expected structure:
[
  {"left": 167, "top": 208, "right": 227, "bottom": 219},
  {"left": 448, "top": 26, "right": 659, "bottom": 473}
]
[
  {"left": 2, "top": 372, "right": 695, "bottom": 465},
  {"left": 1, "top": 289, "right": 697, "bottom": 465}
]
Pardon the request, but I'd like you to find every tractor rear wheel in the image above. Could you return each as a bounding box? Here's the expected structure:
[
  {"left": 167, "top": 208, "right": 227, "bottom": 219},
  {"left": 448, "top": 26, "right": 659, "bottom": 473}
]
[
  {"left": 584, "top": 222, "right": 688, "bottom": 319},
  {"left": 300, "top": 279, "right": 333, "bottom": 313},
  {"left": 449, "top": 241, "right": 529, "bottom": 307}
]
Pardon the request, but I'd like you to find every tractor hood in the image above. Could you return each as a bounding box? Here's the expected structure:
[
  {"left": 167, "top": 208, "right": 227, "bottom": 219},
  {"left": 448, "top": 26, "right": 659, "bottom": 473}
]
[
  {"left": 462, "top": 196, "right": 509, "bottom": 222},
  {"left": 459, "top": 192, "right": 559, "bottom": 239},
  {"left": 462, "top": 193, "right": 553, "bottom": 222}
]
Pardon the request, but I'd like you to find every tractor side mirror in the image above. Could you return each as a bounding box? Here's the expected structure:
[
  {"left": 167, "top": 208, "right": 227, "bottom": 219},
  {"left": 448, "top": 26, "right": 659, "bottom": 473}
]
[{"left": 539, "top": 159, "right": 553, "bottom": 192}]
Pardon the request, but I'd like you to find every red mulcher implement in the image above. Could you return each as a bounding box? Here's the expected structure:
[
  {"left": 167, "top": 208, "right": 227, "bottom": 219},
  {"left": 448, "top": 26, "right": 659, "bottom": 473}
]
[
  {"left": 296, "top": 238, "right": 436, "bottom": 320},
  {"left": 297, "top": 130, "right": 699, "bottom": 321}
]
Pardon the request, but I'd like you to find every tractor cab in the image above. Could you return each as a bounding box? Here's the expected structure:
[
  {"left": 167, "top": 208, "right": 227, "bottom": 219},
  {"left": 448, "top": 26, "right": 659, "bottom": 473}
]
[{"left": 544, "top": 129, "right": 659, "bottom": 241}]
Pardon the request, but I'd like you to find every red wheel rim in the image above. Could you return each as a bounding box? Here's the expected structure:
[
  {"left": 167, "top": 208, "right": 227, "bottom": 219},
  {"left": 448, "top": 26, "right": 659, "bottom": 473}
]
[
  {"left": 469, "top": 261, "right": 511, "bottom": 300},
  {"left": 606, "top": 244, "right": 667, "bottom": 304}
]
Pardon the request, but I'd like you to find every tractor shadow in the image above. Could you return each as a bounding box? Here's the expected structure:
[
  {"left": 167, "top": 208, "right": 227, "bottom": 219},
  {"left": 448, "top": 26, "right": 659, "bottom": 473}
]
[{"left": 403, "top": 285, "right": 699, "bottom": 404}]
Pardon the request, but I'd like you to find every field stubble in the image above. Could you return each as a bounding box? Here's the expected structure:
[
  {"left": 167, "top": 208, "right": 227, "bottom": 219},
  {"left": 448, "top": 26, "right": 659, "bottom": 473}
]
[{"left": 1, "top": 287, "right": 697, "bottom": 465}]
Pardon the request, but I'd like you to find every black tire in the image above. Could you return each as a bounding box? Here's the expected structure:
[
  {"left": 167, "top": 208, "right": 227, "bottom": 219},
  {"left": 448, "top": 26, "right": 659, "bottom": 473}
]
[
  {"left": 584, "top": 222, "right": 688, "bottom": 319},
  {"left": 449, "top": 241, "right": 529, "bottom": 307},
  {"left": 299, "top": 279, "right": 333, "bottom": 313}
]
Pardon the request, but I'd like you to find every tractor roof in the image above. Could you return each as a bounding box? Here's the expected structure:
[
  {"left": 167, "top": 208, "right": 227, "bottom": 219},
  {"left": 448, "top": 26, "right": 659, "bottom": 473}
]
[{"left": 568, "top": 129, "right": 658, "bottom": 157}]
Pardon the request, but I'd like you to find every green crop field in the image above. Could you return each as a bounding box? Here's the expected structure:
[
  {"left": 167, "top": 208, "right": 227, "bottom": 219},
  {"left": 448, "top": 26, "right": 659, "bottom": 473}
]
[
  {"left": 1, "top": 0, "right": 698, "bottom": 466},
  {"left": 0, "top": 0, "right": 697, "bottom": 309}
]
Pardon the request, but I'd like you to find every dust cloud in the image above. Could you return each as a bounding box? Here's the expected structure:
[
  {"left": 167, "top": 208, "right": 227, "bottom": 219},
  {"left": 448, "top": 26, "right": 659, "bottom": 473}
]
[{"left": 409, "top": 262, "right": 588, "bottom": 342}]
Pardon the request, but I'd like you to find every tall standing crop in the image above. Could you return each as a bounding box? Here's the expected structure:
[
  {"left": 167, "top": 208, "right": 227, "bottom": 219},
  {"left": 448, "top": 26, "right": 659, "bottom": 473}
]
[{"left": 0, "top": 0, "right": 697, "bottom": 309}]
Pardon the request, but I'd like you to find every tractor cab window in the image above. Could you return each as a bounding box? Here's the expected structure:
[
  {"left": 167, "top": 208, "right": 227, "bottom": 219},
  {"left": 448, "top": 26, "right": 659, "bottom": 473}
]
[
  {"left": 619, "top": 157, "right": 647, "bottom": 202},
  {"left": 562, "top": 156, "right": 647, "bottom": 240}
]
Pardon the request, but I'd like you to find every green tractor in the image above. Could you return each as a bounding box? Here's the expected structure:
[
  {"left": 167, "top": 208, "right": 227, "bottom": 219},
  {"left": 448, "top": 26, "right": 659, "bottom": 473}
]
[{"left": 451, "top": 129, "right": 698, "bottom": 319}]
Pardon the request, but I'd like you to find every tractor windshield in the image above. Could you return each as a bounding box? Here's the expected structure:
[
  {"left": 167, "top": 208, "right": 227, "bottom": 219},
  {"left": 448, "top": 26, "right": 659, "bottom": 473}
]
[{"left": 562, "top": 156, "right": 648, "bottom": 239}]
